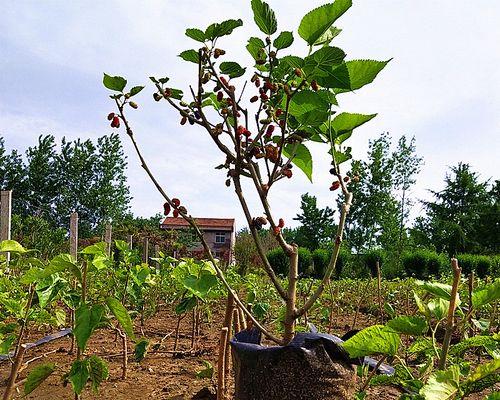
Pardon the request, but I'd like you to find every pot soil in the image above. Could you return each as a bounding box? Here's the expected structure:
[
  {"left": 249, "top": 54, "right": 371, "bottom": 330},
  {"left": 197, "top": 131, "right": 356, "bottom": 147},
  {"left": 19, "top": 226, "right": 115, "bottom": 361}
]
[{"left": 230, "top": 329, "right": 358, "bottom": 400}]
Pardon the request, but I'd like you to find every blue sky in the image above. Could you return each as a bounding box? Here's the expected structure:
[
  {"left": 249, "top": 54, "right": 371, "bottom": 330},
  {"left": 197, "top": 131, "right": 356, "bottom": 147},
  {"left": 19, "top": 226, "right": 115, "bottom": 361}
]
[{"left": 1, "top": 1, "right": 499, "bottom": 229}]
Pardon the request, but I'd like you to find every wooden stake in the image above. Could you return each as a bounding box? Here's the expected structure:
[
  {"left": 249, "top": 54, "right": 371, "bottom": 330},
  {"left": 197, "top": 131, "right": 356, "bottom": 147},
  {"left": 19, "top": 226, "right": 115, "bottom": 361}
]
[
  {"left": 217, "top": 327, "right": 229, "bottom": 400},
  {"left": 142, "top": 237, "right": 149, "bottom": 264},
  {"left": 222, "top": 295, "right": 234, "bottom": 386},
  {"left": 439, "top": 258, "right": 461, "bottom": 370},
  {"left": 232, "top": 308, "right": 241, "bottom": 334},
  {"left": 127, "top": 234, "right": 133, "bottom": 249},
  {"left": 69, "top": 212, "right": 78, "bottom": 354},
  {"left": 3, "top": 344, "right": 27, "bottom": 400},
  {"left": 376, "top": 261, "right": 383, "bottom": 323},
  {"left": 238, "top": 307, "right": 247, "bottom": 330},
  {"left": 0, "top": 190, "right": 12, "bottom": 265}
]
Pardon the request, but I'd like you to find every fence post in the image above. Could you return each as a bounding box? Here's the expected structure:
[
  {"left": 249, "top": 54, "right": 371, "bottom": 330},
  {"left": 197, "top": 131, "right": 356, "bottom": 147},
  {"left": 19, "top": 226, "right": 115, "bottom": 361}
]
[
  {"left": 1, "top": 190, "right": 13, "bottom": 264},
  {"left": 127, "top": 234, "right": 133, "bottom": 250},
  {"left": 142, "top": 237, "right": 149, "bottom": 264},
  {"left": 105, "top": 223, "right": 112, "bottom": 256},
  {"left": 69, "top": 212, "right": 79, "bottom": 261}
]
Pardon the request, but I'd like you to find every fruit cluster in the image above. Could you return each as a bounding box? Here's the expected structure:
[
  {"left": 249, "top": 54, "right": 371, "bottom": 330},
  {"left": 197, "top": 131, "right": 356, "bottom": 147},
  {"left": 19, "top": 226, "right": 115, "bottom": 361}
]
[{"left": 163, "top": 198, "right": 187, "bottom": 218}]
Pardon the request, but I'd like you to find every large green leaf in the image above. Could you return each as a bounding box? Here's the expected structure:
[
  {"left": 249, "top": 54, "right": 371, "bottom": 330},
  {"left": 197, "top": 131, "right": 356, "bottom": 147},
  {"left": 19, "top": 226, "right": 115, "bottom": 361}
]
[
  {"left": 24, "top": 363, "right": 56, "bottom": 395},
  {"left": 88, "top": 355, "right": 109, "bottom": 393},
  {"left": 247, "top": 37, "right": 266, "bottom": 61},
  {"left": 251, "top": 0, "right": 277, "bottom": 35},
  {"left": 274, "top": 31, "right": 294, "bottom": 50},
  {"left": 298, "top": 0, "right": 352, "bottom": 45},
  {"left": 103, "top": 73, "right": 127, "bottom": 92},
  {"left": 183, "top": 271, "right": 218, "bottom": 298},
  {"left": 36, "top": 278, "right": 65, "bottom": 309},
  {"left": 38, "top": 254, "right": 82, "bottom": 283},
  {"left": 281, "top": 55, "right": 304, "bottom": 69},
  {"left": 75, "top": 304, "right": 104, "bottom": 351},
  {"left": 342, "top": 325, "right": 400, "bottom": 358},
  {"left": 81, "top": 242, "right": 107, "bottom": 256},
  {"left": 416, "top": 280, "right": 454, "bottom": 301},
  {"left": 427, "top": 298, "right": 449, "bottom": 320},
  {"left": 304, "top": 46, "right": 346, "bottom": 76},
  {"left": 106, "top": 297, "right": 135, "bottom": 340},
  {"left": 313, "top": 26, "right": 342, "bottom": 47},
  {"left": 68, "top": 359, "right": 90, "bottom": 395},
  {"left": 332, "top": 112, "right": 376, "bottom": 136},
  {"left": 282, "top": 143, "right": 313, "bottom": 182},
  {"left": 179, "top": 49, "right": 200, "bottom": 64},
  {"left": 472, "top": 279, "right": 500, "bottom": 308},
  {"left": 220, "top": 62, "right": 246, "bottom": 78},
  {"left": 386, "top": 316, "right": 428, "bottom": 336},
  {"left": 134, "top": 339, "right": 149, "bottom": 362},
  {"left": 175, "top": 295, "right": 197, "bottom": 315},
  {"left": 337, "top": 59, "right": 390, "bottom": 92},
  {"left": 313, "top": 62, "right": 350, "bottom": 90},
  {"left": 205, "top": 19, "right": 243, "bottom": 40},
  {"left": 465, "top": 359, "right": 500, "bottom": 385},
  {"left": 0, "top": 240, "right": 26, "bottom": 253},
  {"left": 450, "top": 335, "right": 500, "bottom": 358},
  {"left": 185, "top": 28, "right": 206, "bottom": 42},
  {"left": 420, "top": 365, "right": 460, "bottom": 400},
  {"left": 289, "top": 90, "right": 329, "bottom": 126}
]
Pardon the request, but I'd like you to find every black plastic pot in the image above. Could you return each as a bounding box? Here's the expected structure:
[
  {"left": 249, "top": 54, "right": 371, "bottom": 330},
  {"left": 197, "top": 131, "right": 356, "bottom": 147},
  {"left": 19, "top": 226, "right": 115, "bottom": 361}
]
[{"left": 230, "top": 327, "right": 393, "bottom": 400}]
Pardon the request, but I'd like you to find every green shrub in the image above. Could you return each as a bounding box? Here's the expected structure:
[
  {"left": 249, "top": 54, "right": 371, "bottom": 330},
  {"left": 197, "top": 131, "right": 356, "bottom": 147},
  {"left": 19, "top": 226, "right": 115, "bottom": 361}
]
[
  {"left": 363, "top": 249, "right": 386, "bottom": 277},
  {"left": 402, "top": 249, "right": 447, "bottom": 279},
  {"left": 312, "top": 248, "right": 350, "bottom": 279},
  {"left": 457, "top": 254, "right": 492, "bottom": 278},
  {"left": 267, "top": 247, "right": 312, "bottom": 277}
]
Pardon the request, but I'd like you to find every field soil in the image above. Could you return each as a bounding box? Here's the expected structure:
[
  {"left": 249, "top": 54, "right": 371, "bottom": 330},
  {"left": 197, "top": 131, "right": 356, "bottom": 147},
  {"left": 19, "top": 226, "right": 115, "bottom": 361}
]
[{"left": 0, "top": 304, "right": 497, "bottom": 399}]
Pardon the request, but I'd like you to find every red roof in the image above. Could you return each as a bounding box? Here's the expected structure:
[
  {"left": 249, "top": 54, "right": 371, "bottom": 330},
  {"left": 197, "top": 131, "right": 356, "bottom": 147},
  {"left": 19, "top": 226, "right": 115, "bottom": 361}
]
[{"left": 160, "top": 217, "right": 235, "bottom": 231}]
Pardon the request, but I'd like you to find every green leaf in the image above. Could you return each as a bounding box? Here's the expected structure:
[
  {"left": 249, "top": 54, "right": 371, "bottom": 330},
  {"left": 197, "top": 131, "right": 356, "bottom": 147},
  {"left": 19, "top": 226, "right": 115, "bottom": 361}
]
[
  {"left": 185, "top": 28, "right": 206, "bottom": 42},
  {"left": 274, "top": 31, "right": 294, "bottom": 50},
  {"left": 450, "top": 335, "right": 500, "bottom": 357},
  {"left": 465, "top": 359, "right": 500, "bottom": 385},
  {"left": 337, "top": 59, "right": 390, "bottom": 93},
  {"left": 40, "top": 254, "right": 82, "bottom": 283},
  {"left": 386, "top": 316, "right": 428, "bottom": 336},
  {"left": 106, "top": 297, "right": 135, "bottom": 340},
  {"left": 298, "top": 0, "right": 352, "bottom": 46},
  {"left": 179, "top": 49, "right": 200, "bottom": 64},
  {"left": 282, "top": 143, "right": 313, "bottom": 182},
  {"left": 183, "top": 271, "right": 218, "bottom": 298},
  {"left": 247, "top": 37, "right": 266, "bottom": 61},
  {"left": 313, "top": 62, "right": 351, "bottom": 89},
  {"left": 281, "top": 55, "right": 304, "bottom": 69},
  {"left": 24, "top": 363, "right": 56, "bottom": 395},
  {"left": 196, "top": 360, "right": 214, "bottom": 379},
  {"left": 472, "top": 279, "right": 500, "bottom": 308},
  {"left": 304, "top": 46, "right": 346, "bottom": 75},
  {"left": 81, "top": 242, "right": 107, "bottom": 256},
  {"left": 251, "top": 0, "right": 277, "bottom": 35},
  {"left": 0, "top": 240, "right": 26, "bottom": 253},
  {"left": 219, "top": 62, "right": 246, "bottom": 78},
  {"left": 68, "top": 359, "right": 90, "bottom": 395},
  {"left": 175, "top": 296, "right": 197, "bottom": 315},
  {"left": 75, "top": 304, "right": 104, "bottom": 352},
  {"left": 134, "top": 339, "right": 149, "bottom": 362},
  {"left": 420, "top": 365, "right": 460, "bottom": 400},
  {"left": 103, "top": 73, "right": 127, "bottom": 92},
  {"left": 313, "top": 26, "right": 342, "bottom": 47},
  {"left": 416, "top": 281, "right": 454, "bottom": 301},
  {"left": 205, "top": 19, "right": 243, "bottom": 40},
  {"left": 342, "top": 325, "right": 400, "bottom": 358},
  {"left": 129, "top": 86, "right": 145, "bottom": 96},
  {"left": 289, "top": 90, "right": 329, "bottom": 126},
  {"left": 88, "top": 355, "right": 109, "bottom": 393},
  {"left": 427, "top": 298, "right": 449, "bottom": 320},
  {"left": 332, "top": 112, "right": 376, "bottom": 135}
]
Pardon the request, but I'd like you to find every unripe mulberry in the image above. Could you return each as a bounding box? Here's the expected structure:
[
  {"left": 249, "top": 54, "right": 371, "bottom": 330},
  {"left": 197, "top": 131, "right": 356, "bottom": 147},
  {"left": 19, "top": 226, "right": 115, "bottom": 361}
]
[
  {"left": 107, "top": 113, "right": 115, "bottom": 121},
  {"left": 173, "top": 210, "right": 179, "bottom": 218},
  {"left": 343, "top": 176, "right": 350, "bottom": 183},
  {"left": 180, "top": 116, "right": 187, "bottom": 125},
  {"left": 164, "top": 88, "right": 172, "bottom": 98},
  {"left": 217, "top": 91, "right": 224, "bottom": 102},
  {"left": 163, "top": 202, "right": 171, "bottom": 216},
  {"left": 283, "top": 168, "right": 293, "bottom": 179},
  {"left": 255, "top": 78, "right": 261, "bottom": 87},
  {"left": 172, "top": 198, "right": 181, "bottom": 207},
  {"left": 111, "top": 116, "right": 120, "bottom": 128},
  {"left": 153, "top": 93, "right": 162, "bottom": 102},
  {"left": 178, "top": 205, "right": 187, "bottom": 214},
  {"left": 260, "top": 93, "right": 269, "bottom": 101},
  {"left": 278, "top": 218, "right": 285, "bottom": 228},
  {"left": 294, "top": 68, "right": 302, "bottom": 77},
  {"left": 266, "top": 125, "right": 275, "bottom": 137},
  {"left": 129, "top": 101, "right": 138, "bottom": 109},
  {"left": 255, "top": 216, "right": 268, "bottom": 226},
  {"left": 250, "top": 95, "right": 259, "bottom": 103},
  {"left": 311, "top": 80, "right": 319, "bottom": 91}
]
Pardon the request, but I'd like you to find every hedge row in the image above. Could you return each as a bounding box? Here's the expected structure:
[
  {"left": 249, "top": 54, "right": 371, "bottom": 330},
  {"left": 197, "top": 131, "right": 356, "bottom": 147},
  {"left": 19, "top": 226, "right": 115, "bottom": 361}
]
[{"left": 266, "top": 247, "right": 499, "bottom": 280}]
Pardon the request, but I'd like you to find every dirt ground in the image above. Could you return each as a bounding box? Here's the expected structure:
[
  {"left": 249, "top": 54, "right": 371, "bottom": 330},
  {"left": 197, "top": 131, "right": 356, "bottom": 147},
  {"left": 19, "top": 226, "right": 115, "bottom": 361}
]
[{"left": 0, "top": 304, "right": 497, "bottom": 399}]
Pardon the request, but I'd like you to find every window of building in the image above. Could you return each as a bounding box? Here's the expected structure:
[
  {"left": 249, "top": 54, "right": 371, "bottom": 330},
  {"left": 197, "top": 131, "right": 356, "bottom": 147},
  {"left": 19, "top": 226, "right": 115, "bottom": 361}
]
[{"left": 215, "top": 232, "right": 226, "bottom": 244}]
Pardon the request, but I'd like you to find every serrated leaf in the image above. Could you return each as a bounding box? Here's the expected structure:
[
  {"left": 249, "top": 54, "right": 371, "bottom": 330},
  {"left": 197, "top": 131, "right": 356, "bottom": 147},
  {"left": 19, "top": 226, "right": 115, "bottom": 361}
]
[
  {"left": 205, "top": 19, "right": 243, "bottom": 40},
  {"left": 220, "top": 61, "right": 246, "bottom": 78},
  {"left": 129, "top": 86, "right": 144, "bottom": 96},
  {"left": 450, "top": 335, "right": 500, "bottom": 357},
  {"left": 281, "top": 55, "right": 304, "bottom": 69},
  {"left": 0, "top": 240, "right": 26, "bottom": 253},
  {"left": 298, "top": 0, "right": 352, "bottom": 45},
  {"left": 274, "top": 31, "right": 293, "bottom": 50},
  {"left": 289, "top": 89, "right": 329, "bottom": 126},
  {"left": 175, "top": 295, "right": 197, "bottom": 315},
  {"left": 282, "top": 143, "right": 313, "bottom": 182},
  {"left": 88, "top": 355, "right": 109, "bottom": 393},
  {"left": 106, "top": 297, "right": 135, "bottom": 340},
  {"left": 185, "top": 28, "right": 206, "bottom": 42},
  {"left": 427, "top": 298, "right": 449, "bottom": 320},
  {"left": 196, "top": 360, "right": 214, "bottom": 379},
  {"left": 81, "top": 242, "right": 107, "bottom": 256},
  {"left": 342, "top": 325, "right": 400, "bottom": 358},
  {"left": 313, "top": 62, "right": 350, "bottom": 89},
  {"left": 251, "top": 0, "right": 277, "bottom": 35},
  {"left": 247, "top": 37, "right": 266, "bottom": 61},
  {"left": 103, "top": 73, "right": 127, "bottom": 92},
  {"left": 75, "top": 304, "right": 104, "bottom": 352},
  {"left": 465, "top": 359, "right": 500, "bottom": 385},
  {"left": 38, "top": 254, "right": 82, "bottom": 283},
  {"left": 179, "top": 49, "right": 200, "bottom": 64},
  {"left": 332, "top": 112, "right": 376, "bottom": 136},
  {"left": 134, "top": 339, "right": 149, "bottom": 362},
  {"left": 68, "top": 359, "right": 89, "bottom": 395},
  {"left": 24, "top": 363, "right": 56, "bottom": 395},
  {"left": 337, "top": 59, "right": 391, "bottom": 93},
  {"left": 472, "top": 279, "right": 500, "bottom": 308},
  {"left": 386, "top": 316, "right": 428, "bottom": 336},
  {"left": 420, "top": 365, "right": 460, "bottom": 400},
  {"left": 313, "top": 26, "right": 342, "bottom": 47},
  {"left": 304, "top": 46, "right": 346, "bottom": 76}
]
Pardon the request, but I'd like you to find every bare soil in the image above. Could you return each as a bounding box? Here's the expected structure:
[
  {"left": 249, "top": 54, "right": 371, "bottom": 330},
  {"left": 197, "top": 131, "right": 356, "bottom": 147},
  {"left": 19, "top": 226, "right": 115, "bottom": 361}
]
[{"left": 0, "top": 305, "right": 497, "bottom": 399}]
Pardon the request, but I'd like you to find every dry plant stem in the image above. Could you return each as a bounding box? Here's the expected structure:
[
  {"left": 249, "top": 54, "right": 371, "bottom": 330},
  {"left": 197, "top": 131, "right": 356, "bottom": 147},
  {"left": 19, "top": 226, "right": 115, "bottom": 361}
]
[
  {"left": 296, "top": 191, "right": 353, "bottom": 318},
  {"left": 238, "top": 307, "right": 247, "bottom": 330},
  {"left": 284, "top": 246, "right": 299, "bottom": 344},
  {"left": 115, "top": 329, "right": 128, "bottom": 380},
  {"left": 438, "top": 258, "right": 461, "bottom": 370},
  {"left": 217, "top": 327, "right": 229, "bottom": 400},
  {"left": 222, "top": 296, "right": 234, "bottom": 386},
  {"left": 3, "top": 344, "right": 27, "bottom": 400},
  {"left": 361, "top": 355, "right": 386, "bottom": 392},
  {"left": 468, "top": 272, "right": 474, "bottom": 337},
  {"left": 232, "top": 308, "right": 241, "bottom": 334},
  {"left": 376, "top": 261, "right": 383, "bottom": 323},
  {"left": 115, "top": 103, "right": 282, "bottom": 345}
]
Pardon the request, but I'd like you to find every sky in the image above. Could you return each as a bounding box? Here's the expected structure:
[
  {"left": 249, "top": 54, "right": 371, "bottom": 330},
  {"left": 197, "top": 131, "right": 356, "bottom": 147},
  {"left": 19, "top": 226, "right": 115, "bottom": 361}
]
[{"left": 1, "top": 0, "right": 499, "bottom": 229}]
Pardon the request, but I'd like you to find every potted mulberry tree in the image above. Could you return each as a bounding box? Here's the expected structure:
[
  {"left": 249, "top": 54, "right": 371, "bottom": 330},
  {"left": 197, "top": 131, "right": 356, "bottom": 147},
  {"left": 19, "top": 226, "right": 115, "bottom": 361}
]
[{"left": 104, "top": 0, "right": 389, "bottom": 398}]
